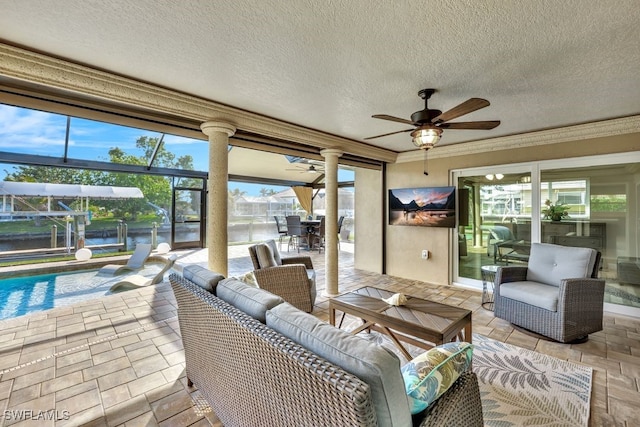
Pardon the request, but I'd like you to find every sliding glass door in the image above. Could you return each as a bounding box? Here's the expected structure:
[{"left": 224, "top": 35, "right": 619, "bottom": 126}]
[{"left": 454, "top": 153, "right": 640, "bottom": 317}]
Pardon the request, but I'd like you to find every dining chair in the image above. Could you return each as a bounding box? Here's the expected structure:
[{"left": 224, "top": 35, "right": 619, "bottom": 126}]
[
  {"left": 337, "top": 215, "right": 345, "bottom": 250},
  {"left": 285, "top": 216, "right": 308, "bottom": 253},
  {"left": 310, "top": 217, "right": 325, "bottom": 253},
  {"left": 273, "top": 215, "right": 288, "bottom": 251}
]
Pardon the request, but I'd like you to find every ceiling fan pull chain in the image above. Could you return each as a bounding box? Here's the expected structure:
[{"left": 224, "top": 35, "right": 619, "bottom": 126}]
[{"left": 423, "top": 150, "right": 429, "bottom": 176}]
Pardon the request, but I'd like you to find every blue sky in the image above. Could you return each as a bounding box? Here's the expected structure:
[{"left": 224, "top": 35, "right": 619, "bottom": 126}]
[
  {"left": 0, "top": 104, "right": 209, "bottom": 168},
  {"left": 391, "top": 186, "right": 454, "bottom": 206},
  {"left": 0, "top": 104, "right": 353, "bottom": 196}
]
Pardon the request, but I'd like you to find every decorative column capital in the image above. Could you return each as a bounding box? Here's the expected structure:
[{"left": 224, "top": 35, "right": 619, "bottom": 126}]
[
  {"left": 201, "top": 121, "right": 236, "bottom": 137},
  {"left": 320, "top": 148, "right": 343, "bottom": 158}
]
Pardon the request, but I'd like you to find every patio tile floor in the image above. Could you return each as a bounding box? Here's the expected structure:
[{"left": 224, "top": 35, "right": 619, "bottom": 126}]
[{"left": 0, "top": 242, "right": 637, "bottom": 426}]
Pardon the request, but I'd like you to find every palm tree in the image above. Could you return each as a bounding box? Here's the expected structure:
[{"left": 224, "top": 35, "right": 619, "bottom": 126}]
[
  {"left": 228, "top": 188, "right": 247, "bottom": 216},
  {"left": 259, "top": 188, "right": 277, "bottom": 197}
]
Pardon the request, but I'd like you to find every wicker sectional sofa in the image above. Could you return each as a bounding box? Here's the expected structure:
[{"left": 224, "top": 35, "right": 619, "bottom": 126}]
[{"left": 169, "top": 270, "right": 483, "bottom": 427}]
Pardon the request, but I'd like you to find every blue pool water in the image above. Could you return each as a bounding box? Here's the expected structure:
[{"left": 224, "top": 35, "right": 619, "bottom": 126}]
[{"left": 0, "top": 266, "right": 163, "bottom": 320}]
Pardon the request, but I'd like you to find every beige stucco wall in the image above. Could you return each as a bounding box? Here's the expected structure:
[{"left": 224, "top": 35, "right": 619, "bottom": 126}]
[
  {"left": 384, "top": 156, "right": 453, "bottom": 284},
  {"left": 436, "top": 132, "right": 639, "bottom": 171},
  {"left": 355, "top": 131, "right": 640, "bottom": 285},
  {"left": 354, "top": 167, "right": 383, "bottom": 273}
]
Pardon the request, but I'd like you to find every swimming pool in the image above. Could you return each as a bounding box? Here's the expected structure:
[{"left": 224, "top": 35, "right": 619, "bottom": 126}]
[{"left": 0, "top": 265, "right": 165, "bottom": 320}]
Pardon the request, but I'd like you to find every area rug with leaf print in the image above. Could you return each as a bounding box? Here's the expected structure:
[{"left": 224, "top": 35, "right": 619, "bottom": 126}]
[
  {"left": 340, "top": 318, "right": 592, "bottom": 427},
  {"left": 472, "top": 333, "right": 592, "bottom": 427}
]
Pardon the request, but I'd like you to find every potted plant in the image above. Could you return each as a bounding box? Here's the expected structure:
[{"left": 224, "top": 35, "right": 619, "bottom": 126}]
[{"left": 542, "top": 200, "right": 570, "bottom": 221}]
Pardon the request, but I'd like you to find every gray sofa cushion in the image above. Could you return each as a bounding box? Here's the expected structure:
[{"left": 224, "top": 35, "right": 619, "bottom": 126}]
[
  {"left": 500, "top": 281, "right": 559, "bottom": 311},
  {"left": 182, "top": 265, "right": 225, "bottom": 293},
  {"left": 266, "top": 302, "right": 412, "bottom": 427},
  {"left": 527, "top": 243, "right": 596, "bottom": 287},
  {"left": 217, "top": 278, "right": 283, "bottom": 323}
]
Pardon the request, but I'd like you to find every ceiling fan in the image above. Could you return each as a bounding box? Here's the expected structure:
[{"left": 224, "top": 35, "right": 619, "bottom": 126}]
[
  {"left": 286, "top": 164, "right": 324, "bottom": 174},
  {"left": 365, "top": 89, "right": 500, "bottom": 150}
]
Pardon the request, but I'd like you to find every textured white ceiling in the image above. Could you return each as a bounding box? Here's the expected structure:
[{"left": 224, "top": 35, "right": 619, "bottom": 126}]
[{"left": 1, "top": 0, "right": 639, "bottom": 153}]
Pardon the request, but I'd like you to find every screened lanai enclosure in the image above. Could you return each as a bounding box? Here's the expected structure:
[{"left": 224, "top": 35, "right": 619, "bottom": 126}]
[{"left": 0, "top": 102, "right": 355, "bottom": 261}]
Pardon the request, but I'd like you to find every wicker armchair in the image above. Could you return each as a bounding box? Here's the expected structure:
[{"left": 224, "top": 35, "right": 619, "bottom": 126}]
[
  {"left": 494, "top": 243, "right": 604, "bottom": 343},
  {"left": 248, "top": 239, "right": 316, "bottom": 312}
]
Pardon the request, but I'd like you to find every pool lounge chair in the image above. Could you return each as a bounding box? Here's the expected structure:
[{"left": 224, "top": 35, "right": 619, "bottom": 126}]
[
  {"left": 98, "top": 243, "right": 153, "bottom": 276},
  {"left": 110, "top": 253, "right": 177, "bottom": 292}
]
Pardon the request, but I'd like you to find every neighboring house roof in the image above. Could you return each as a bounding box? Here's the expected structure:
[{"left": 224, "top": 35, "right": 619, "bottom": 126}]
[{"left": 0, "top": 182, "right": 144, "bottom": 199}]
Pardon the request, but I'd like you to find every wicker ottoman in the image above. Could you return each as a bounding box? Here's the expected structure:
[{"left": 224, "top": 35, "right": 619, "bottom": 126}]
[{"left": 617, "top": 257, "right": 640, "bottom": 285}]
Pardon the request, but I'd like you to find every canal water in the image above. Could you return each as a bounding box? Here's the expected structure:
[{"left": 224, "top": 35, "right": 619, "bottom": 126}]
[{"left": 0, "top": 222, "right": 280, "bottom": 252}]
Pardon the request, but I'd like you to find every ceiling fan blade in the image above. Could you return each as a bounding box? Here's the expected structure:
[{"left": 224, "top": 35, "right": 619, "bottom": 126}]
[
  {"left": 438, "top": 120, "right": 501, "bottom": 130},
  {"left": 364, "top": 128, "right": 414, "bottom": 140},
  {"left": 432, "top": 98, "right": 490, "bottom": 123},
  {"left": 372, "top": 114, "right": 415, "bottom": 125}
]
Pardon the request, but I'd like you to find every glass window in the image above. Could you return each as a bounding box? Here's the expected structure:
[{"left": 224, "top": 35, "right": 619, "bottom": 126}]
[
  {"left": 161, "top": 134, "right": 208, "bottom": 172},
  {"left": 541, "top": 179, "right": 589, "bottom": 218},
  {"left": 0, "top": 104, "right": 68, "bottom": 157},
  {"left": 0, "top": 103, "right": 210, "bottom": 171}
]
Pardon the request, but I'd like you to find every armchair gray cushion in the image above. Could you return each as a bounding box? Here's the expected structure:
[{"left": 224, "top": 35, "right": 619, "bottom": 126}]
[
  {"left": 248, "top": 239, "right": 313, "bottom": 270},
  {"left": 264, "top": 239, "right": 282, "bottom": 265},
  {"left": 527, "top": 243, "right": 597, "bottom": 287},
  {"left": 255, "top": 243, "right": 278, "bottom": 268},
  {"left": 499, "top": 281, "right": 560, "bottom": 311}
]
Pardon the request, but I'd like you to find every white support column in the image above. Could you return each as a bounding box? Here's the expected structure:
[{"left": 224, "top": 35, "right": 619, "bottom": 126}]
[
  {"left": 201, "top": 121, "right": 236, "bottom": 276},
  {"left": 321, "top": 148, "right": 343, "bottom": 297}
]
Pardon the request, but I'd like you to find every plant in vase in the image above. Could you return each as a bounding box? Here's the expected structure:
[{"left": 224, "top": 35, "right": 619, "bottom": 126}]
[{"left": 542, "top": 200, "right": 570, "bottom": 221}]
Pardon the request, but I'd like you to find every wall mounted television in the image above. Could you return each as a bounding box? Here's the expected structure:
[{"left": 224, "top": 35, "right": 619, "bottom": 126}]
[{"left": 388, "top": 186, "right": 456, "bottom": 228}]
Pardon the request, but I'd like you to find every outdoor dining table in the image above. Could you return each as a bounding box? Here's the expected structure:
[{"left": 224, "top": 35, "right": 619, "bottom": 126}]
[{"left": 302, "top": 218, "right": 321, "bottom": 229}]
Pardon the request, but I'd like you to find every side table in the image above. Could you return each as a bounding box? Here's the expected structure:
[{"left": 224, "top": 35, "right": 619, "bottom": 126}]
[{"left": 481, "top": 265, "right": 499, "bottom": 310}]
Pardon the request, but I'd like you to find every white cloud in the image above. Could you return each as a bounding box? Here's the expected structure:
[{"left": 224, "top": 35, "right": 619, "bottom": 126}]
[
  {"left": 164, "top": 134, "right": 207, "bottom": 145},
  {"left": 0, "top": 105, "right": 67, "bottom": 151}
]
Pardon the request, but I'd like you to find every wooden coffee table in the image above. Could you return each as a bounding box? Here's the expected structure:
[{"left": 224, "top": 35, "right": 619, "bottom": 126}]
[{"left": 329, "top": 286, "right": 472, "bottom": 360}]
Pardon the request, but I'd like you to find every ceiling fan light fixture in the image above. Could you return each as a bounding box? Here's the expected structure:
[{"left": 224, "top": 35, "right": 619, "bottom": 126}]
[
  {"left": 411, "top": 126, "right": 442, "bottom": 150},
  {"left": 485, "top": 173, "right": 504, "bottom": 181}
]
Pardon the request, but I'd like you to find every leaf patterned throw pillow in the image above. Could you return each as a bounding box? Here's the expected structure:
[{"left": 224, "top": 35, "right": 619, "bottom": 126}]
[{"left": 401, "top": 341, "right": 473, "bottom": 414}]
